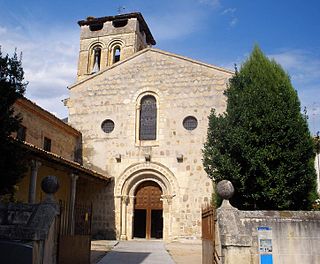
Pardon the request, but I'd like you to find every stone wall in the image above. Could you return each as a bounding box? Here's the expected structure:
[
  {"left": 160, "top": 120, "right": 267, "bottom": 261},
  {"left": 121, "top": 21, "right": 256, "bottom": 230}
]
[
  {"left": 76, "top": 177, "right": 116, "bottom": 239},
  {"left": 216, "top": 201, "right": 320, "bottom": 264},
  {"left": 77, "top": 17, "right": 148, "bottom": 79},
  {"left": 67, "top": 48, "right": 232, "bottom": 240},
  {"left": 0, "top": 200, "right": 60, "bottom": 264},
  {"left": 14, "top": 98, "right": 81, "bottom": 162}
]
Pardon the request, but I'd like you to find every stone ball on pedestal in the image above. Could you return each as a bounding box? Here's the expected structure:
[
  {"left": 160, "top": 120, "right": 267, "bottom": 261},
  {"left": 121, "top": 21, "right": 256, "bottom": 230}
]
[
  {"left": 216, "top": 180, "right": 234, "bottom": 200},
  {"left": 41, "top": 176, "right": 59, "bottom": 195}
]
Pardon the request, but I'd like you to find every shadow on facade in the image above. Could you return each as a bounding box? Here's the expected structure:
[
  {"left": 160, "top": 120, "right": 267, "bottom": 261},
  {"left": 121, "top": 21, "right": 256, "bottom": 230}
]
[{"left": 76, "top": 177, "right": 116, "bottom": 239}]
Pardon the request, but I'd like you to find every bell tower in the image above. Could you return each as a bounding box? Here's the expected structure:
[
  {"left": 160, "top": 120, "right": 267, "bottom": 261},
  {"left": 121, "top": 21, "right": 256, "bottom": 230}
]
[{"left": 76, "top": 12, "right": 156, "bottom": 80}]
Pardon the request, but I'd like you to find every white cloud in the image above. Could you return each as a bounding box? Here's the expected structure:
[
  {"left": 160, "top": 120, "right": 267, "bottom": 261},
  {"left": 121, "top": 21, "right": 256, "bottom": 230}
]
[
  {"left": 269, "top": 50, "right": 320, "bottom": 85},
  {"left": 149, "top": 11, "right": 203, "bottom": 41},
  {"left": 269, "top": 50, "right": 320, "bottom": 134},
  {"left": 147, "top": 0, "right": 222, "bottom": 41},
  {"left": 229, "top": 17, "right": 238, "bottom": 27},
  {"left": 1, "top": 24, "right": 78, "bottom": 118},
  {"left": 222, "top": 8, "right": 236, "bottom": 15},
  {"left": 221, "top": 7, "right": 238, "bottom": 28}
]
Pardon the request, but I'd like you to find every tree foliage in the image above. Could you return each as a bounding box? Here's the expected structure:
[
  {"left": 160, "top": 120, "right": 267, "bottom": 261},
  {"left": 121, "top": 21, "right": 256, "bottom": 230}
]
[
  {"left": 203, "top": 46, "right": 317, "bottom": 210},
  {"left": 0, "top": 48, "right": 27, "bottom": 197}
]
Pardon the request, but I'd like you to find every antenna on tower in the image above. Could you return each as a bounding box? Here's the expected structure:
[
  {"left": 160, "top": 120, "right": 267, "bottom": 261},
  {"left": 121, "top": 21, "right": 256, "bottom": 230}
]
[{"left": 117, "top": 6, "right": 126, "bottom": 15}]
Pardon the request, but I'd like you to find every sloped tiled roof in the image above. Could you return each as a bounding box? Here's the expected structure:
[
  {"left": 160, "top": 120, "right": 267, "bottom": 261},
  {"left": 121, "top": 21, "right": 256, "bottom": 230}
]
[{"left": 13, "top": 139, "right": 111, "bottom": 183}]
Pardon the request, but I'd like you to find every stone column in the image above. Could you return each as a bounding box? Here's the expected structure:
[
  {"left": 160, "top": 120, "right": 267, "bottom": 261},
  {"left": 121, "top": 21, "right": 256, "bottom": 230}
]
[
  {"left": 69, "top": 173, "right": 79, "bottom": 235},
  {"left": 162, "top": 194, "right": 173, "bottom": 241},
  {"left": 120, "top": 195, "right": 128, "bottom": 240},
  {"left": 114, "top": 196, "right": 122, "bottom": 239},
  {"left": 28, "top": 160, "right": 41, "bottom": 203},
  {"left": 126, "top": 196, "right": 135, "bottom": 239}
]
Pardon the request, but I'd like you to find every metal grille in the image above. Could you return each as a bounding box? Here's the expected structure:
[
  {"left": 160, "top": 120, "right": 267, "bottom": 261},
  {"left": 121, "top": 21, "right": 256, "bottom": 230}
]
[
  {"left": 59, "top": 200, "right": 92, "bottom": 236},
  {"left": 139, "top": 96, "right": 157, "bottom": 140},
  {"left": 183, "top": 116, "right": 198, "bottom": 131},
  {"left": 101, "top": 119, "right": 115, "bottom": 133}
]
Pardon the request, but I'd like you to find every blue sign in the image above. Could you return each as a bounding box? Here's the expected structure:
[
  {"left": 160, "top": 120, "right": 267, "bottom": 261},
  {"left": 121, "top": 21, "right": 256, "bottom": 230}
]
[
  {"left": 260, "top": 254, "right": 273, "bottom": 264},
  {"left": 258, "top": 226, "right": 273, "bottom": 264},
  {"left": 257, "top": 226, "right": 272, "bottom": 231}
]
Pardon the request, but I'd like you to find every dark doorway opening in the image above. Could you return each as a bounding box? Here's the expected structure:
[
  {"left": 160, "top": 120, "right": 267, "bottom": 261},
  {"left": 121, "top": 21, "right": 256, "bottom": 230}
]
[
  {"left": 133, "top": 209, "right": 146, "bottom": 238},
  {"left": 133, "top": 181, "right": 163, "bottom": 239},
  {"left": 151, "top": 209, "right": 163, "bottom": 239}
]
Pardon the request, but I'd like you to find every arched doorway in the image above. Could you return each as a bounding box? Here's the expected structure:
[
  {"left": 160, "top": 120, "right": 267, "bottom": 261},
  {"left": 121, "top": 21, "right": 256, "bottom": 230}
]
[
  {"left": 133, "top": 181, "right": 163, "bottom": 239},
  {"left": 116, "top": 162, "right": 179, "bottom": 241}
]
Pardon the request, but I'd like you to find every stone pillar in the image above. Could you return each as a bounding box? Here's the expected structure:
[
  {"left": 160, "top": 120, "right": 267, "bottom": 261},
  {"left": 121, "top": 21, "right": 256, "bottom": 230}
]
[
  {"left": 28, "top": 160, "right": 41, "bottom": 203},
  {"left": 69, "top": 173, "right": 79, "bottom": 235},
  {"left": 126, "top": 196, "right": 135, "bottom": 239},
  {"left": 162, "top": 195, "right": 173, "bottom": 241},
  {"left": 120, "top": 195, "right": 128, "bottom": 240},
  {"left": 114, "top": 196, "right": 122, "bottom": 239}
]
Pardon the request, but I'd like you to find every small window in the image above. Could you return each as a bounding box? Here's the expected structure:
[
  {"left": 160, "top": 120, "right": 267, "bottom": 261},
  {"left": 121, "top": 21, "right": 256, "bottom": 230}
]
[
  {"left": 113, "top": 46, "right": 121, "bottom": 63},
  {"left": 89, "top": 23, "right": 103, "bottom": 31},
  {"left": 139, "top": 95, "right": 157, "bottom": 140},
  {"left": 101, "top": 119, "right": 115, "bottom": 133},
  {"left": 92, "top": 46, "right": 101, "bottom": 73},
  {"left": 112, "top": 19, "right": 128, "bottom": 28},
  {"left": 183, "top": 116, "right": 198, "bottom": 131},
  {"left": 43, "top": 137, "right": 52, "bottom": 152},
  {"left": 16, "top": 125, "right": 26, "bottom": 141}
]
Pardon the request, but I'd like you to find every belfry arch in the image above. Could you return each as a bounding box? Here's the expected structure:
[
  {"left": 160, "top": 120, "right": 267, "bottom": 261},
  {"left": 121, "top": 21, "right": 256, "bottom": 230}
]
[{"left": 115, "top": 162, "right": 179, "bottom": 241}]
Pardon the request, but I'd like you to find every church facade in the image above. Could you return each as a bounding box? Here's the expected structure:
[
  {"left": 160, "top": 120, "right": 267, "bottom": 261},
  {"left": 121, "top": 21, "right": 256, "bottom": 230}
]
[{"left": 65, "top": 12, "right": 233, "bottom": 241}]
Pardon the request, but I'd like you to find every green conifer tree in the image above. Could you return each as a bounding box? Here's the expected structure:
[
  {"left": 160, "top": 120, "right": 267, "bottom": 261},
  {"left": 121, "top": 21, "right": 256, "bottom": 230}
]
[
  {"left": 203, "top": 46, "right": 317, "bottom": 210},
  {"left": 0, "top": 48, "right": 27, "bottom": 198}
]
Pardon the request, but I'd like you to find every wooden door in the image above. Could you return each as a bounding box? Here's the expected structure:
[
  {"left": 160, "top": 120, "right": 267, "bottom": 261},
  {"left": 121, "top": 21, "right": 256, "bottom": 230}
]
[{"left": 134, "top": 181, "right": 162, "bottom": 239}]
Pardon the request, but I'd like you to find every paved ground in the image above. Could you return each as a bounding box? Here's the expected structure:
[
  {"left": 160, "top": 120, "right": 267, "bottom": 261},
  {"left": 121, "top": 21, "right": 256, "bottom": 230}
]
[
  {"left": 93, "top": 240, "right": 202, "bottom": 264},
  {"left": 91, "top": 240, "right": 118, "bottom": 264},
  {"left": 165, "top": 240, "right": 202, "bottom": 264},
  {"left": 97, "top": 240, "right": 175, "bottom": 264}
]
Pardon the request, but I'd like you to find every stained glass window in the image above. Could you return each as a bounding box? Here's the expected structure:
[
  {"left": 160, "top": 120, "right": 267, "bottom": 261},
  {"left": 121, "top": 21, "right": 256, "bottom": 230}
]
[
  {"left": 139, "top": 95, "right": 157, "bottom": 140},
  {"left": 101, "top": 119, "right": 115, "bottom": 133},
  {"left": 183, "top": 116, "right": 198, "bottom": 131}
]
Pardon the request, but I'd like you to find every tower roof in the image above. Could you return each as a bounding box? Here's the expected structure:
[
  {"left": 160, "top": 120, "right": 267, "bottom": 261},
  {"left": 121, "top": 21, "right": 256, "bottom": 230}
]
[{"left": 78, "top": 12, "right": 156, "bottom": 45}]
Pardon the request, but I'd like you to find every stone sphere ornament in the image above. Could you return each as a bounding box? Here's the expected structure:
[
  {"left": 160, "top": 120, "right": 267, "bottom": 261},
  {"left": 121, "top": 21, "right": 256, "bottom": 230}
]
[
  {"left": 216, "top": 180, "right": 234, "bottom": 200},
  {"left": 41, "top": 176, "right": 59, "bottom": 195}
]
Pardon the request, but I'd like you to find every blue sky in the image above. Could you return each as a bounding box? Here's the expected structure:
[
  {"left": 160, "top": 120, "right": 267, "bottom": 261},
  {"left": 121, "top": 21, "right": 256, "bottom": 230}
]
[{"left": 0, "top": 0, "right": 319, "bottom": 134}]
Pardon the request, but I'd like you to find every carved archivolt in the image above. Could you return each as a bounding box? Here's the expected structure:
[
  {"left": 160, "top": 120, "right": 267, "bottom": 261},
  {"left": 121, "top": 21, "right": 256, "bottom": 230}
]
[{"left": 116, "top": 162, "right": 179, "bottom": 197}]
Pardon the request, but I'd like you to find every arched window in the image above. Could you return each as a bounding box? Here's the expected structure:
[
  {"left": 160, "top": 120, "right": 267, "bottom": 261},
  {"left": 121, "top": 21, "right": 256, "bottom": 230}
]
[
  {"left": 139, "top": 95, "right": 157, "bottom": 140},
  {"left": 113, "top": 46, "right": 121, "bottom": 63},
  {"left": 91, "top": 46, "right": 101, "bottom": 73}
]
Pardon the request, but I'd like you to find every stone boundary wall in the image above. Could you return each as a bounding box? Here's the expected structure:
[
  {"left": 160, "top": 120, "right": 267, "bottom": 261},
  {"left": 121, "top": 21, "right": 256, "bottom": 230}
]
[{"left": 215, "top": 202, "right": 320, "bottom": 264}]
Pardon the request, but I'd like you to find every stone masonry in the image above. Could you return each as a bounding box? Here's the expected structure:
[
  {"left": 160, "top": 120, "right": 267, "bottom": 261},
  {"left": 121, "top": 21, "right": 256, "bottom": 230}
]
[{"left": 66, "top": 13, "right": 233, "bottom": 241}]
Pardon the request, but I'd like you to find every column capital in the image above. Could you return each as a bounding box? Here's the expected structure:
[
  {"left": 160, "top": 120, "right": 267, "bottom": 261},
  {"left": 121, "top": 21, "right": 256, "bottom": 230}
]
[
  {"left": 30, "top": 160, "right": 42, "bottom": 171},
  {"left": 70, "top": 173, "right": 79, "bottom": 182},
  {"left": 29, "top": 160, "right": 41, "bottom": 204},
  {"left": 161, "top": 194, "right": 174, "bottom": 205},
  {"left": 122, "top": 195, "right": 130, "bottom": 205}
]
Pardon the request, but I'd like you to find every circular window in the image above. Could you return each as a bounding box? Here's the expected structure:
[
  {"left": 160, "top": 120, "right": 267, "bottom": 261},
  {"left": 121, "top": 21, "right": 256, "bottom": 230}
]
[
  {"left": 101, "top": 119, "right": 115, "bottom": 133},
  {"left": 183, "top": 116, "right": 198, "bottom": 131}
]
